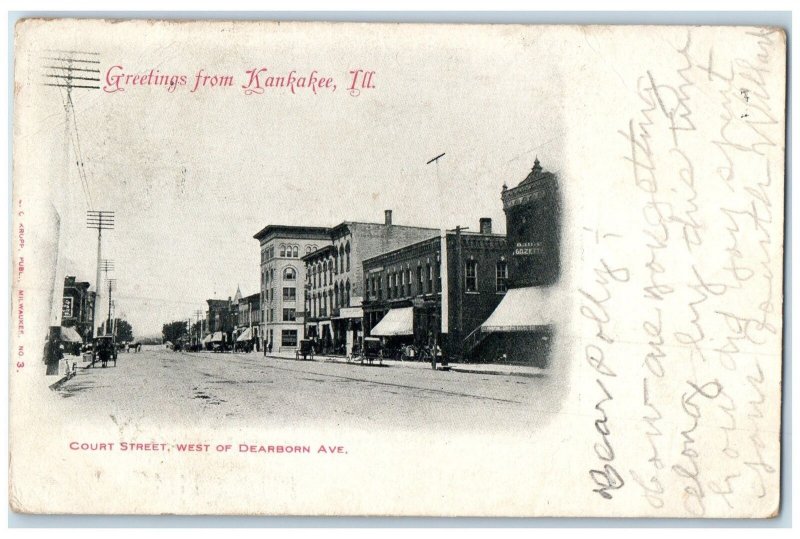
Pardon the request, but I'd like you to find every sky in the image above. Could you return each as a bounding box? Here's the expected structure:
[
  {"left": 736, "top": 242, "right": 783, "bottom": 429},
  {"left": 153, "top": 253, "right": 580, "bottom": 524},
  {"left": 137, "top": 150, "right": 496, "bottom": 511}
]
[{"left": 23, "top": 21, "right": 565, "bottom": 338}]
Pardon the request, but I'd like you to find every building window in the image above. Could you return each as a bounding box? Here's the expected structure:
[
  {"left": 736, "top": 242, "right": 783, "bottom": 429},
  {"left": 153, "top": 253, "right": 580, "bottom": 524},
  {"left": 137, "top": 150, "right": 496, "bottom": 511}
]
[
  {"left": 496, "top": 261, "right": 508, "bottom": 293},
  {"left": 346, "top": 242, "right": 351, "bottom": 271},
  {"left": 378, "top": 276, "right": 383, "bottom": 300},
  {"left": 465, "top": 260, "right": 478, "bottom": 292},
  {"left": 406, "top": 269, "right": 412, "bottom": 296},
  {"left": 283, "top": 287, "right": 296, "bottom": 301},
  {"left": 345, "top": 280, "right": 351, "bottom": 306},
  {"left": 427, "top": 264, "right": 433, "bottom": 292},
  {"left": 417, "top": 266, "right": 423, "bottom": 293},
  {"left": 283, "top": 308, "right": 296, "bottom": 322},
  {"left": 279, "top": 244, "right": 286, "bottom": 257},
  {"left": 281, "top": 329, "right": 298, "bottom": 347},
  {"left": 284, "top": 267, "right": 296, "bottom": 280}
]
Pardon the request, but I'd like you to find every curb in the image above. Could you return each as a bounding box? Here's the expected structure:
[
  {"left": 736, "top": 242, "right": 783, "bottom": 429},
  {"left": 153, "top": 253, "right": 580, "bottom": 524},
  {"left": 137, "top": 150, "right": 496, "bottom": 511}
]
[
  {"left": 448, "top": 367, "right": 546, "bottom": 379},
  {"left": 48, "top": 372, "right": 75, "bottom": 390},
  {"left": 262, "top": 353, "right": 543, "bottom": 378}
]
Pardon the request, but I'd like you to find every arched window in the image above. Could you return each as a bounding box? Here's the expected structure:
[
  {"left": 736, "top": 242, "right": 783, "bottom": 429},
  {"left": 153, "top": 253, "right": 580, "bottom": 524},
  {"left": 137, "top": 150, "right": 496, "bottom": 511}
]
[
  {"left": 334, "top": 283, "right": 339, "bottom": 308},
  {"left": 306, "top": 245, "right": 312, "bottom": 254},
  {"left": 345, "top": 280, "right": 351, "bottom": 307},
  {"left": 292, "top": 246, "right": 299, "bottom": 258},
  {"left": 283, "top": 267, "right": 296, "bottom": 281},
  {"left": 323, "top": 261, "right": 328, "bottom": 286},
  {"left": 345, "top": 242, "right": 351, "bottom": 272},
  {"left": 279, "top": 244, "right": 286, "bottom": 257},
  {"left": 338, "top": 245, "right": 345, "bottom": 274},
  {"left": 329, "top": 258, "right": 333, "bottom": 282}
]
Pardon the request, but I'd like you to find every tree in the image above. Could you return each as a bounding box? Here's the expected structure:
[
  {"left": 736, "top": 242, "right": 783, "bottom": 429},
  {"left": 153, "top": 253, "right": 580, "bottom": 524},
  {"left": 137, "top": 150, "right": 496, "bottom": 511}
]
[
  {"left": 116, "top": 319, "right": 134, "bottom": 342},
  {"left": 162, "top": 320, "right": 188, "bottom": 344}
]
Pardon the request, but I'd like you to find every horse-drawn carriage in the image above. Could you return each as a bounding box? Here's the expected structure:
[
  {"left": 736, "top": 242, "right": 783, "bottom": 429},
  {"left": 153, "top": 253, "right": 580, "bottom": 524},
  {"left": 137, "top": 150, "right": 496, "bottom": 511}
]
[
  {"left": 348, "top": 337, "right": 384, "bottom": 366},
  {"left": 295, "top": 339, "right": 315, "bottom": 361},
  {"left": 91, "top": 336, "right": 118, "bottom": 368}
]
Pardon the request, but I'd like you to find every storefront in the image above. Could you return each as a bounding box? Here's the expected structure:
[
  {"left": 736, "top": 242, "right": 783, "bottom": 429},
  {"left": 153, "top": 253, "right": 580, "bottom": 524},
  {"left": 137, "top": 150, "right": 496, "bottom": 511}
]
[
  {"left": 475, "top": 286, "right": 555, "bottom": 366},
  {"left": 335, "top": 306, "right": 363, "bottom": 356},
  {"left": 369, "top": 306, "right": 415, "bottom": 356},
  {"left": 59, "top": 326, "right": 83, "bottom": 355},
  {"left": 235, "top": 327, "right": 255, "bottom": 351}
]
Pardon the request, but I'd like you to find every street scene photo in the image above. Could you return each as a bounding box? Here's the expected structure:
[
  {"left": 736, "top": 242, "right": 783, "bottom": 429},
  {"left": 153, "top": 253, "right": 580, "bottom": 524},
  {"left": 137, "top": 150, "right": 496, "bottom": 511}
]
[{"left": 28, "top": 27, "right": 569, "bottom": 433}]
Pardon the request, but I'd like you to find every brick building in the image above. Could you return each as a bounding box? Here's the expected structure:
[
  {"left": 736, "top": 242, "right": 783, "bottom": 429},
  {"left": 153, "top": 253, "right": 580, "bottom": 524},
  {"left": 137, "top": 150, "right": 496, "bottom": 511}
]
[
  {"left": 205, "top": 297, "right": 236, "bottom": 349},
  {"left": 471, "top": 158, "right": 561, "bottom": 366},
  {"left": 235, "top": 292, "right": 261, "bottom": 351},
  {"left": 61, "top": 275, "right": 95, "bottom": 344},
  {"left": 303, "top": 210, "right": 438, "bottom": 355},
  {"left": 362, "top": 218, "right": 507, "bottom": 360},
  {"left": 253, "top": 225, "right": 331, "bottom": 352}
]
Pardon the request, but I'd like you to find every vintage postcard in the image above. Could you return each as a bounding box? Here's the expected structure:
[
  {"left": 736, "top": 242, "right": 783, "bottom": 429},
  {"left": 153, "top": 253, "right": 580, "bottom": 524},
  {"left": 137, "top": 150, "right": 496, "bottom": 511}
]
[{"left": 9, "top": 19, "right": 786, "bottom": 517}]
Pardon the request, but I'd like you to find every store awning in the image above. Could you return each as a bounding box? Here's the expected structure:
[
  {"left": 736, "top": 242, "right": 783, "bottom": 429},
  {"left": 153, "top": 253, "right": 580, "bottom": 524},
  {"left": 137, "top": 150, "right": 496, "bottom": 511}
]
[
  {"left": 236, "top": 328, "right": 252, "bottom": 342},
  {"left": 201, "top": 335, "right": 211, "bottom": 344},
  {"left": 59, "top": 326, "right": 83, "bottom": 343},
  {"left": 209, "top": 331, "right": 224, "bottom": 342},
  {"left": 481, "top": 287, "right": 556, "bottom": 332},
  {"left": 370, "top": 307, "right": 414, "bottom": 337}
]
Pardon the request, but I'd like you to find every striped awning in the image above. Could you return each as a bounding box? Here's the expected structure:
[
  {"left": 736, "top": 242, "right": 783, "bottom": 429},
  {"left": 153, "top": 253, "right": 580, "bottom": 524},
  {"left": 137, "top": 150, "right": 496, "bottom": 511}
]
[
  {"left": 481, "top": 287, "right": 555, "bottom": 332},
  {"left": 59, "top": 326, "right": 83, "bottom": 343},
  {"left": 370, "top": 307, "right": 414, "bottom": 337}
]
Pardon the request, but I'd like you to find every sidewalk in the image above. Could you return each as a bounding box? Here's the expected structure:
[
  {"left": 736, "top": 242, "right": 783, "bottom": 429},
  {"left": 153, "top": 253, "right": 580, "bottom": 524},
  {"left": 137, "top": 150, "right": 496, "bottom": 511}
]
[
  {"left": 254, "top": 350, "right": 547, "bottom": 379},
  {"left": 47, "top": 353, "right": 95, "bottom": 390}
]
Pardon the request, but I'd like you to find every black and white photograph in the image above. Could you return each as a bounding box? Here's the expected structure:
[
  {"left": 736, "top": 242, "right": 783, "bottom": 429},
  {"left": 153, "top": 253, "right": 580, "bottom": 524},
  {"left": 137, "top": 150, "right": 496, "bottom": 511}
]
[{"left": 9, "top": 18, "right": 786, "bottom": 517}]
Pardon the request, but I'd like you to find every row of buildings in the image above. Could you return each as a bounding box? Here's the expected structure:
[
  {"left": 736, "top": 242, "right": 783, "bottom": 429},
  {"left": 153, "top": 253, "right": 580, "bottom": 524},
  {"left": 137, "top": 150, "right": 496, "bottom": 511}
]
[
  {"left": 186, "top": 288, "right": 263, "bottom": 351},
  {"left": 249, "top": 158, "right": 561, "bottom": 365}
]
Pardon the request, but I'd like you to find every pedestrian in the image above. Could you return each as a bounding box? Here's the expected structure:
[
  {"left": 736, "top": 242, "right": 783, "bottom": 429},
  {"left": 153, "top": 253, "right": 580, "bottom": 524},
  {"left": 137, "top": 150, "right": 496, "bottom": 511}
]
[{"left": 268, "top": 340, "right": 273, "bottom": 354}]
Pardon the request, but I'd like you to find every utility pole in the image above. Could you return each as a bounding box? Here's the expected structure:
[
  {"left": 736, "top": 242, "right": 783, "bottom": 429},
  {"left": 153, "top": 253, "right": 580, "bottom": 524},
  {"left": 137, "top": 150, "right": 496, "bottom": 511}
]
[
  {"left": 426, "top": 152, "right": 448, "bottom": 355},
  {"left": 105, "top": 278, "right": 116, "bottom": 337},
  {"left": 196, "top": 309, "right": 204, "bottom": 349},
  {"left": 110, "top": 300, "right": 116, "bottom": 338},
  {"left": 88, "top": 213, "right": 115, "bottom": 338},
  {"left": 455, "top": 225, "right": 464, "bottom": 361},
  {"left": 41, "top": 50, "right": 100, "bottom": 375}
]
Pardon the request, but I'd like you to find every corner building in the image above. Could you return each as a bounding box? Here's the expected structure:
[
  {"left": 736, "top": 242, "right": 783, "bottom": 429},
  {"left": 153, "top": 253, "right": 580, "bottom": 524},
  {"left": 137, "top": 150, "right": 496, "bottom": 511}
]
[
  {"left": 253, "top": 225, "right": 331, "bottom": 352},
  {"left": 473, "top": 158, "right": 561, "bottom": 366}
]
